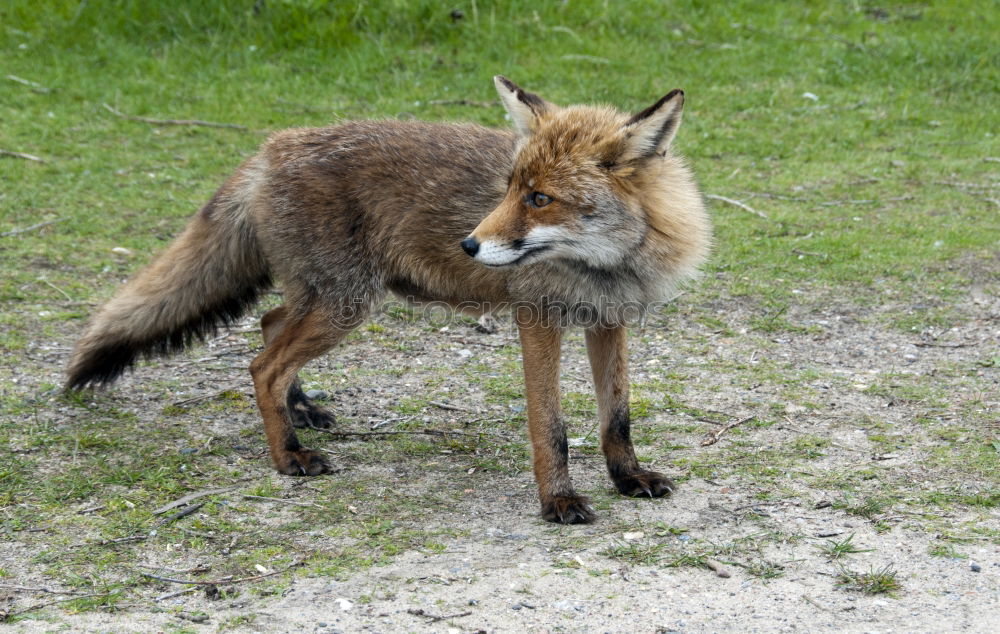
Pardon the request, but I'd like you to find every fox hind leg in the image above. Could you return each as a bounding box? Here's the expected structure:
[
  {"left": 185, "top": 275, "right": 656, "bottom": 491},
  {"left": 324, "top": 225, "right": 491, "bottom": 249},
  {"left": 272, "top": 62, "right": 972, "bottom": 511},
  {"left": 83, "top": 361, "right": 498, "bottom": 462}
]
[
  {"left": 251, "top": 303, "right": 364, "bottom": 475},
  {"left": 261, "top": 306, "right": 335, "bottom": 429},
  {"left": 586, "top": 326, "right": 675, "bottom": 498}
]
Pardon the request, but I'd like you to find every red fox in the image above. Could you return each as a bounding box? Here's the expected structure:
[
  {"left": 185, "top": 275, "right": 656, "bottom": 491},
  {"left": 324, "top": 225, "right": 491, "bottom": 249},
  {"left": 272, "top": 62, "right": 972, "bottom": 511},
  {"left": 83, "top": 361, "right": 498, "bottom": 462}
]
[{"left": 67, "top": 77, "right": 710, "bottom": 524}]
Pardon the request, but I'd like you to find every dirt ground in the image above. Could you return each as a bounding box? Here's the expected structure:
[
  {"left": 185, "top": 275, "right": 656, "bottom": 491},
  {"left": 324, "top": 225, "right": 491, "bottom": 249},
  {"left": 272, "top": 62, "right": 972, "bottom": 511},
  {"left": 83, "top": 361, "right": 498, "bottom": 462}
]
[{"left": 3, "top": 270, "right": 999, "bottom": 632}]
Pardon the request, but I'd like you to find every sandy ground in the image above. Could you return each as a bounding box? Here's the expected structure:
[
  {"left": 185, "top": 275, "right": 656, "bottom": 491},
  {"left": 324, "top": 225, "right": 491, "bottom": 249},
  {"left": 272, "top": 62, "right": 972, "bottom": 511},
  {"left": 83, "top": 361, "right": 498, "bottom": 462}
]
[
  {"left": 14, "top": 484, "right": 998, "bottom": 633},
  {"left": 3, "top": 272, "right": 998, "bottom": 632}
]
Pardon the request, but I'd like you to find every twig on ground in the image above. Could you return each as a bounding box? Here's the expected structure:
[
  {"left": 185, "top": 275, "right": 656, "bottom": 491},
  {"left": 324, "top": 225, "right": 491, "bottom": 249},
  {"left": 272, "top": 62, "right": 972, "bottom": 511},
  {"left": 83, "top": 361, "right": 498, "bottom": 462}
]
[
  {"left": 370, "top": 415, "right": 414, "bottom": 430},
  {"left": 40, "top": 279, "right": 73, "bottom": 301},
  {"left": 152, "top": 486, "right": 238, "bottom": 515},
  {"left": 73, "top": 535, "right": 147, "bottom": 547},
  {"left": 155, "top": 587, "right": 198, "bottom": 602},
  {"left": 104, "top": 535, "right": 148, "bottom": 545},
  {"left": 705, "top": 194, "right": 769, "bottom": 219},
  {"left": 703, "top": 558, "right": 732, "bottom": 578},
  {"left": 791, "top": 248, "right": 828, "bottom": 259},
  {"left": 843, "top": 177, "right": 881, "bottom": 187},
  {"left": 701, "top": 415, "right": 755, "bottom": 446},
  {"left": 0, "top": 149, "right": 46, "bottom": 163},
  {"left": 138, "top": 560, "right": 303, "bottom": 586},
  {"left": 731, "top": 502, "right": 780, "bottom": 512},
  {"left": 427, "top": 99, "right": 498, "bottom": 107},
  {"left": 5, "top": 74, "right": 51, "bottom": 93},
  {"left": 158, "top": 502, "right": 205, "bottom": 526},
  {"left": 449, "top": 337, "right": 511, "bottom": 348},
  {"left": 407, "top": 608, "right": 473, "bottom": 622},
  {"left": 101, "top": 103, "right": 248, "bottom": 131},
  {"left": 747, "top": 191, "right": 808, "bottom": 202},
  {"left": 911, "top": 341, "right": 973, "bottom": 349},
  {"left": 694, "top": 416, "right": 728, "bottom": 426},
  {"left": 817, "top": 199, "right": 875, "bottom": 207},
  {"left": 315, "top": 428, "right": 476, "bottom": 439},
  {"left": 428, "top": 400, "right": 473, "bottom": 412},
  {"left": 0, "top": 584, "right": 85, "bottom": 596},
  {"left": 137, "top": 564, "right": 211, "bottom": 574},
  {"left": 3, "top": 594, "right": 105, "bottom": 621},
  {"left": 933, "top": 180, "right": 998, "bottom": 190},
  {"left": 1, "top": 219, "right": 61, "bottom": 237}
]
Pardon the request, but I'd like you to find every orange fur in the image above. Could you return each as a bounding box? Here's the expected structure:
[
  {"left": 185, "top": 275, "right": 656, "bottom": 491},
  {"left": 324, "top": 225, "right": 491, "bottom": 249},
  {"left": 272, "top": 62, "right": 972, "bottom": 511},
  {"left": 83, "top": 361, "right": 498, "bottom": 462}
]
[{"left": 67, "top": 77, "right": 710, "bottom": 523}]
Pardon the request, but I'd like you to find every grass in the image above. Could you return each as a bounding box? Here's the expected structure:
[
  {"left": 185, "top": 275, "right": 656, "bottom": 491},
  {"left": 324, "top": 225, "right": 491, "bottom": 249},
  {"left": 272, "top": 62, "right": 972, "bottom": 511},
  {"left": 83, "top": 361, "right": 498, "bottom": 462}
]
[
  {"left": 818, "top": 533, "right": 873, "bottom": 561},
  {"left": 2, "top": 1, "right": 997, "bottom": 307},
  {"left": 1, "top": 0, "right": 998, "bottom": 627},
  {"left": 836, "top": 564, "right": 902, "bottom": 596}
]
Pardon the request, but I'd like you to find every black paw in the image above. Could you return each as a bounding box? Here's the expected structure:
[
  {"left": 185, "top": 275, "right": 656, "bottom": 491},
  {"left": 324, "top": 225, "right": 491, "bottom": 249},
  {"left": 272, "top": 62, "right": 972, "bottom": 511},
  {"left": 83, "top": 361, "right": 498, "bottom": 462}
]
[
  {"left": 287, "top": 386, "right": 335, "bottom": 429},
  {"left": 273, "top": 448, "right": 331, "bottom": 476},
  {"left": 611, "top": 470, "right": 676, "bottom": 498},
  {"left": 541, "top": 495, "right": 596, "bottom": 524}
]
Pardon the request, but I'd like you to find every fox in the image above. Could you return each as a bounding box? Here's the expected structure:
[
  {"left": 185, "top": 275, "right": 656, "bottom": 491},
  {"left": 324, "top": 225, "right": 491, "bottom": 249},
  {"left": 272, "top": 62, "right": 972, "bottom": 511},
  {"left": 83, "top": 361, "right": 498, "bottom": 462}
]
[{"left": 67, "top": 76, "right": 710, "bottom": 524}]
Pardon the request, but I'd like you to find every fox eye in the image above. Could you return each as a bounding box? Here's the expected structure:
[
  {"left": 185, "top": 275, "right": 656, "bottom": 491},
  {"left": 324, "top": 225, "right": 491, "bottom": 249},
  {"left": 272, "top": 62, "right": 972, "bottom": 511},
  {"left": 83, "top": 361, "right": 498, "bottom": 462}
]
[{"left": 528, "top": 191, "right": 553, "bottom": 208}]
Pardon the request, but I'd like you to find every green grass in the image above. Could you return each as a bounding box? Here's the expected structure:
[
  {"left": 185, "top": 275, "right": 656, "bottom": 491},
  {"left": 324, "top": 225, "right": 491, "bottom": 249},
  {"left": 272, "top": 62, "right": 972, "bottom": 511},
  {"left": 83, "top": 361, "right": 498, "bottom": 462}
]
[
  {"left": 836, "top": 564, "right": 902, "bottom": 596},
  {"left": 818, "top": 533, "right": 873, "bottom": 561},
  {"left": 2, "top": 0, "right": 997, "bottom": 309}
]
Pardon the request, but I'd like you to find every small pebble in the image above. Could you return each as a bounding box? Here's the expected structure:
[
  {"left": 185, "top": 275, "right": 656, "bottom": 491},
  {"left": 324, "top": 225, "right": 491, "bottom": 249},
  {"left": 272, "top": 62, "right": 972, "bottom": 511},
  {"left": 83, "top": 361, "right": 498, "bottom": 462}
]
[
  {"left": 971, "top": 563, "right": 981, "bottom": 573},
  {"left": 305, "top": 389, "right": 329, "bottom": 400}
]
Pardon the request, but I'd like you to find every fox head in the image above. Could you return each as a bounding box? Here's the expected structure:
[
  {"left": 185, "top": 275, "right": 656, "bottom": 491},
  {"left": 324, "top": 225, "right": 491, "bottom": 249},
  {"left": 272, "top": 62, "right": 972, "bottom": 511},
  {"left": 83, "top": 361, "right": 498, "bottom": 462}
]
[{"left": 462, "top": 76, "right": 690, "bottom": 269}]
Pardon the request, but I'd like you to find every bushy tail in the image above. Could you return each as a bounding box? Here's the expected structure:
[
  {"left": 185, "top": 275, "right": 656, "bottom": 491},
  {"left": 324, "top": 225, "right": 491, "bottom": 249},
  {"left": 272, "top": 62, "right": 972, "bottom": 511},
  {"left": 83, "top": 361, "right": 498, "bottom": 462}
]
[{"left": 67, "top": 168, "right": 272, "bottom": 389}]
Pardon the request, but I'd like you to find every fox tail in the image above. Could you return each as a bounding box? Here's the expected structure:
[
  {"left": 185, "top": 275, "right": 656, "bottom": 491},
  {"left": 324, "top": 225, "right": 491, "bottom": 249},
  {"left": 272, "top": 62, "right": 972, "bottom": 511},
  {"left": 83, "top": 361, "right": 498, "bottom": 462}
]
[{"left": 66, "top": 164, "right": 271, "bottom": 389}]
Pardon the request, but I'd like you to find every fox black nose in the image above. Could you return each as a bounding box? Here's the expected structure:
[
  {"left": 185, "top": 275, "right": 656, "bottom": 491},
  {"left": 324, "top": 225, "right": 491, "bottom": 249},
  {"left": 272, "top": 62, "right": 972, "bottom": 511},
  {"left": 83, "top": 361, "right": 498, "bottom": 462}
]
[{"left": 461, "top": 237, "right": 480, "bottom": 257}]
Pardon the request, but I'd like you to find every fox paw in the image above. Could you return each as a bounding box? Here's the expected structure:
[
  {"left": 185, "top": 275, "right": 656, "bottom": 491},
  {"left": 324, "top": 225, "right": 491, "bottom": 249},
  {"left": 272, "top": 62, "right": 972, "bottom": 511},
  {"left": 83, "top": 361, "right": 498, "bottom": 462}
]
[
  {"left": 273, "top": 448, "right": 331, "bottom": 476},
  {"left": 287, "top": 387, "right": 335, "bottom": 430},
  {"left": 541, "top": 495, "right": 596, "bottom": 524},
  {"left": 612, "top": 470, "right": 675, "bottom": 498}
]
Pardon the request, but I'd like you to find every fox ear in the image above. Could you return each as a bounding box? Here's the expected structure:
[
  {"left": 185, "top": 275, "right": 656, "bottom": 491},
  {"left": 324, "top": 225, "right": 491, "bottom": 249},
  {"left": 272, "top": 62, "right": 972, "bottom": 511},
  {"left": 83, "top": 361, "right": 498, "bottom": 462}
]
[
  {"left": 494, "top": 75, "right": 551, "bottom": 136},
  {"left": 619, "top": 89, "right": 684, "bottom": 162}
]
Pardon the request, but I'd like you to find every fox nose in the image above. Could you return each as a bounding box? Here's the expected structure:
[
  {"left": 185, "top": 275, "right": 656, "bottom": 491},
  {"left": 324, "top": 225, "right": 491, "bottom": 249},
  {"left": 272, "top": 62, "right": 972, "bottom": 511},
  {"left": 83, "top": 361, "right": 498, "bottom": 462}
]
[{"left": 460, "top": 237, "right": 480, "bottom": 257}]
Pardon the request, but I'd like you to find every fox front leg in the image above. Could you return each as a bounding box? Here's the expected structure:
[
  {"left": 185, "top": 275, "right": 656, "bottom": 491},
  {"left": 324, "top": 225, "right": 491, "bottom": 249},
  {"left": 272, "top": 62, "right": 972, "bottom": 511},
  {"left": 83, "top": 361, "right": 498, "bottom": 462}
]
[
  {"left": 517, "top": 317, "right": 596, "bottom": 524},
  {"left": 585, "top": 326, "right": 675, "bottom": 498}
]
